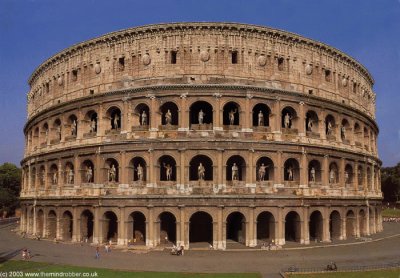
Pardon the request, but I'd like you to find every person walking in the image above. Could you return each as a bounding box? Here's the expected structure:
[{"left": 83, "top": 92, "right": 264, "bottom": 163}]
[{"left": 95, "top": 247, "right": 100, "bottom": 259}]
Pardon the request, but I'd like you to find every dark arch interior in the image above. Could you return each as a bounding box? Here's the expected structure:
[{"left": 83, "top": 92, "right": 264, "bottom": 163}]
[
  {"left": 190, "top": 101, "right": 213, "bottom": 126},
  {"left": 346, "top": 211, "right": 355, "bottom": 238},
  {"left": 159, "top": 212, "right": 176, "bottom": 244},
  {"left": 47, "top": 211, "right": 57, "bottom": 239},
  {"left": 62, "top": 211, "right": 73, "bottom": 240},
  {"left": 104, "top": 211, "right": 118, "bottom": 242},
  {"left": 223, "top": 102, "right": 240, "bottom": 125},
  {"left": 285, "top": 211, "right": 300, "bottom": 242},
  {"left": 330, "top": 211, "right": 341, "bottom": 240},
  {"left": 256, "top": 212, "right": 275, "bottom": 242},
  {"left": 189, "top": 155, "right": 213, "bottom": 181},
  {"left": 306, "top": 111, "right": 319, "bottom": 132},
  {"left": 252, "top": 103, "right": 270, "bottom": 127},
  {"left": 160, "top": 102, "right": 179, "bottom": 125},
  {"left": 129, "top": 212, "right": 146, "bottom": 244},
  {"left": 226, "top": 212, "right": 246, "bottom": 244},
  {"left": 284, "top": 158, "right": 299, "bottom": 181},
  {"left": 189, "top": 211, "right": 213, "bottom": 244},
  {"left": 108, "top": 108, "right": 121, "bottom": 129},
  {"left": 81, "top": 210, "right": 94, "bottom": 241},
  {"left": 159, "top": 155, "right": 176, "bottom": 181},
  {"left": 309, "top": 211, "right": 323, "bottom": 241}
]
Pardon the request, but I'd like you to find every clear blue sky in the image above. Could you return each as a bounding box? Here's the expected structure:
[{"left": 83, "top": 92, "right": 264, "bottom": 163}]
[{"left": 0, "top": 0, "right": 399, "bottom": 167}]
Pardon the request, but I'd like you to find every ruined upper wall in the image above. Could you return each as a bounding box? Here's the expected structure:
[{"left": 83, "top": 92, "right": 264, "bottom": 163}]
[{"left": 26, "top": 22, "right": 376, "bottom": 120}]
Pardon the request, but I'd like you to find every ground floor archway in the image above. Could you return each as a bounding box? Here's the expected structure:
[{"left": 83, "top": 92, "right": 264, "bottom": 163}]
[
  {"left": 309, "top": 210, "right": 323, "bottom": 242},
  {"left": 159, "top": 212, "right": 176, "bottom": 244},
  {"left": 285, "top": 211, "right": 301, "bottom": 243},
  {"left": 80, "top": 210, "right": 94, "bottom": 242},
  {"left": 226, "top": 212, "right": 246, "bottom": 244},
  {"left": 329, "top": 210, "right": 341, "bottom": 240},
  {"left": 127, "top": 211, "right": 146, "bottom": 245},
  {"left": 189, "top": 211, "right": 213, "bottom": 246},
  {"left": 256, "top": 211, "right": 275, "bottom": 244}
]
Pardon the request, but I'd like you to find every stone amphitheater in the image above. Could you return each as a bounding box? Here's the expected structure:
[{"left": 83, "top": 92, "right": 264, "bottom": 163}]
[{"left": 19, "top": 22, "right": 382, "bottom": 249}]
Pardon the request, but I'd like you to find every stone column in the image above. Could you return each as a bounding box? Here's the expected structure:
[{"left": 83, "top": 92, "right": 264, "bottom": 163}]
[
  {"left": 179, "top": 93, "right": 188, "bottom": 131},
  {"left": 319, "top": 110, "right": 326, "bottom": 140},
  {"left": 341, "top": 216, "right": 347, "bottom": 240},
  {"left": 76, "top": 109, "right": 83, "bottom": 140},
  {"left": 33, "top": 204, "right": 37, "bottom": 236},
  {"left": 365, "top": 207, "right": 370, "bottom": 236},
  {"left": 147, "top": 206, "right": 155, "bottom": 247},
  {"left": 56, "top": 210, "right": 62, "bottom": 240},
  {"left": 355, "top": 211, "right": 360, "bottom": 237},
  {"left": 247, "top": 150, "right": 254, "bottom": 186},
  {"left": 122, "top": 99, "right": 128, "bottom": 133},
  {"left": 97, "top": 104, "right": 105, "bottom": 136},
  {"left": 92, "top": 206, "right": 101, "bottom": 244},
  {"left": 72, "top": 206, "right": 80, "bottom": 242},
  {"left": 57, "top": 159, "right": 62, "bottom": 189},
  {"left": 340, "top": 158, "right": 345, "bottom": 189},
  {"left": 217, "top": 206, "right": 224, "bottom": 250},
  {"left": 300, "top": 151, "right": 308, "bottom": 187},
  {"left": 44, "top": 163, "right": 49, "bottom": 190},
  {"left": 42, "top": 210, "right": 48, "bottom": 238},
  {"left": 276, "top": 207, "right": 285, "bottom": 245},
  {"left": 118, "top": 207, "right": 126, "bottom": 245},
  {"left": 275, "top": 151, "right": 283, "bottom": 186},
  {"left": 213, "top": 93, "right": 222, "bottom": 131},
  {"left": 149, "top": 95, "right": 158, "bottom": 135},
  {"left": 179, "top": 149, "right": 185, "bottom": 187},
  {"left": 322, "top": 155, "right": 329, "bottom": 187},
  {"left": 120, "top": 151, "right": 127, "bottom": 184},
  {"left": 354, "top": 161, "right": 359, "bottom": 191},
  {"left": 95, "top": 153, "right": 102, "bottom": 184},
  {"left": 322, "top": 207, "right": 331, "bottom": 242},
  {"left": 243, "top": 92, "right": 252, "bottom": 131},
  {"left": 298, "top": 101, "right": 306, "bottom": 137},
  {"left": 217, "top": 149, "right": 224, "bottom": 186},
  {"left": 371, "top": 164, "right": 376, "bottom": 193},
  {"left": 74, "top": 155, "right": 80, "bottom": 185},
  {"left": 248, "top": 207, "right": 256, "bottom": 247},
  {"left": 302, "top": 206, "right": 310, "bottom": 244},
  {"left": 28, "top": 164, "right": 32, "bottom": 191},
  {"left": 148, "top": 149, "right": 155, "bottom": 187},
  {"left": 177, "top": 206, "right": 185, "bottom": 247},
  {"left": 273, "top": 98, "right": 281, "bottom": 139}
]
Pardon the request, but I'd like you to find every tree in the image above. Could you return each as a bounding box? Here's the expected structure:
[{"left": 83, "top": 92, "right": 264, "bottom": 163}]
[
  {"left": 381, "top": 162, "right": 400, "bottom": 203},
  {"left": 0, "top": 163, "right": 21, "bottom": 216}
]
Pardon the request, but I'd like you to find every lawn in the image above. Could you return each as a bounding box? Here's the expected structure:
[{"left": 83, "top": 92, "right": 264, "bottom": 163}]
[
  {"left": 286, "top": 268, "right": 400, "bottom": 278},
  {"left": 0, "top": 260, "right": 261, "bottom": 278},
  {"left": 382, "top": 208, "right": 400, "bottom": 218}
]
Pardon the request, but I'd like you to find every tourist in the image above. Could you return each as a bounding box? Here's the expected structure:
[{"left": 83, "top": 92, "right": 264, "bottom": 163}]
[{"left": 95, "top": 247, "right": 100, "bottom": 259}]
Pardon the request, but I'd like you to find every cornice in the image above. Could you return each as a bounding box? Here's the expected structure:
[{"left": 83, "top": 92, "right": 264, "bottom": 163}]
[{"left": 27, "top": 22, "right": 374, "bottom": 86}]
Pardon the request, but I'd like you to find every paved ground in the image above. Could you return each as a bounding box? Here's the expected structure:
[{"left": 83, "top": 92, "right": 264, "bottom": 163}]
[{"left": 1, "top": 223, "right": 399, "bottom": 278}]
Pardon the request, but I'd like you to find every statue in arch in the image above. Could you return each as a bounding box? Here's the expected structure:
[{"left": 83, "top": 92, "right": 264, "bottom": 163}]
[
  {"left": 284, "top": 113, "right": 292, "bottom": 128},
  {"left": 52, "top": 171, "right": 58, "bottom": 185},
  {"left": 71, "top": 120, "right": 77, "bottom": 136},
  {"left": 67, "top": 168, "right": 74, "bottom": 184},
  {"left": 90, "top": 118, "right": 97, "bottom": 133},
  {"left": 198, "top": 109, "right": 205, "bottom": 125},
  {"left": 258, "top": 111, "right": 264, "bottom": 126},
  {"left": 232, "top": 163, "right": 239, "bottom": 180},
  {"left": 307, "top": 118, "right": 313, "bottom": 132},
  {"left": 258, "top": 163, "right": 268, "bottom": 181},
  {"left": 163, "top": 163, "right": 173, "bottom": 181},
  {"left": 198, "top": 163, "right": 205, "bottom": 180},
  {"left": 310, "top": 167, "right": 316, "bottom": 182},
  {"left": 135, "top": 163, "right": 144, "bottom": 181},
  {"left": 229, "top": 109, "right": 237, "bottom": 125},
  {"left": 40, "top": 169, "right": 45, "bottom": 185},
  {"left": 113, "top": 113, "right": 120, "bottom": 129},
  {"left": 141, "top": 110, "right": 147, "bottom": 126},
  {"left": 56, "top": 125, "right": 62, "bottom": 140},
  {"left": 86, "top": 166, "right": 93, "bottom": 183},
  {"left": 329, "top": 168, "right": 336, "bottom": 184},
  {"left": 109, "top": 164, "right": 117, "bottom": 182},
  {"left": 327, "top": 121, "right": 333, "bottom": 135},
  {"left": 287, "top": 166, "right": 293, "bottom": 181},
  {"left": 165, "top": 109, "right": 172, "bottom": 125},
  {"left": 345, "top": 170, "right": 349, "bottom": 184},
  {"left": 341, "top": 125, "right": 346, "bottom": 140}
]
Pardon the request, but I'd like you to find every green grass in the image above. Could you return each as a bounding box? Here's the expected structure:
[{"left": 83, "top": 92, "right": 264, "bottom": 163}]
[
  {"left": 382, "top": 208, "right": 400, "bottom": 217},
  {"left": 286, "top": 268, "right": 400, "bottom": 278},
  {"left": 0, "top": 260, "right": 261, "bottom": 278}
]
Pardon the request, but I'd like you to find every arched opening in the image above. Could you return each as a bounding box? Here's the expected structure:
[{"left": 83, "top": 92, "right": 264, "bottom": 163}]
[
  {"left": 358, "top": 165, "right": 364, "bottom": 187},
  {"left": 363, "top": 127, "right": 370, "bottom": 149},
  {"left": 281, "top": 106, "right": 297, "bottom": 129},
  {"left": 189, "top": 155, "right": 213, "bottom": 181},
  {"left": 226, "top": 212, "right": 246, "bottom": 244},
  {"left": 354, "top": 123, "right": 362, "bottom": 145},
  {"left": 103, "top": 211, "right": 118, "bottom": 243},
  {"left": 31, "top": 167, "right": 36, "bottom": 189},
  {"left": 256, "top": 157, "right": 274, "bottom": 181},
  {"left": 105, "top": 158, "right": 119, "bottom": 183},
  {"left": 49, "top": 164, "right": 58, "bottom": 186},
  {"left": 345, "top": 164, "right": 353, "bottom": 187},
  {"left": 359, "top": 209, "right": 367, "bottom": 236},
  {"left": 308, "top": 159, "right": 322, "bottom": 185},
  {"left": 81, "top": 160, "right": 94, "bottom": 183},
  {"left": 160, "top": 102, "right": 179, "bottom": 126},
  {"left": 34, "top": 127, "right": 40, "bottom": 147},
  {"left": 285, "top": 211, "right": 301, "bottom": 243},
  {"left": 256, "top": 212, "right": 275, "bottom": 244},
  {"left": 106, "top": 107, "right": 121, "bottom": 131},
  {"left": 329, "top": 162, "right": 339, "bottom": 185},
  {"left": 369, "top": 208, "right": 375, "bottom": 234},
  {"left": 189, "top": 101, "right": 213, "bottom": 129},
  {"left": 189, "top": 211, "right": 213, "bottom": 245},
  {"left": 127, "top": 212, "right": 146, "bottom": 245},
  {"left": 346, "top": 210, "right": 356, "bottom": 238},
  {"left": 367, "top": 167, "right": 372, "bottom": 190},
  {"left": 226, "top": 155, "right": 246, "bottom": 181},
  {"left": 68, "top": 114, "right": 78, "bottom": 137},
  {"left": 158, "top": 155, "right": 176, "bottom": 181},
  {"left": 330, "top": 210, "right": 341, "bottom": 240},
  {"left": 129, "top": 157, "right": 147, "bottom": 182},
  {"left": 309, "top": 211, "right": 323, "bottom": 242},
  {"left": 41, "top": 123, "right": 49, "bottom": 145},
  {"left": 341, "top": 119, "right": 350, "bottom": 142},
  {"left": 223, "top": 102, "right": 240, "bottom": 126},
  {"left": 252, "top": 103, "right": 270, "bottom": 127},
  {"left": 61, "top": 211, "right": 73, "bottom": 241},
  {"left": 134, "top": 103, "right": 150, "bottom": 127},
  {"left": 39, "top": 165, "right": 45, "bottom": 188},
  {"left": 284, "top": 158, "right": 300, "bottom": 183},
  {"left": 159, "top": 212, "right": 176, "bottom": 244},
  {"left": 37, "top": 210, "right": 44, "bottom": 237},
  {"left": 64, "top": 162, "right": 74, "bottom": 185},
  {"left": 47, "top": 210, "right": 57, "bottom": 239},
  {"left": 52, "top": 119, "right": 62, "bottom": 143},
  {"left": 306, "top": 111, "right": 319, "bottom": 134},
  {"left": 84, "top": 110, "right": 97, "bottom": 135},
  {"left": 80, "top": 210, "right": 94, "bottom": 242},
  {"left": 325, "top": 114, "right": 336, "bottom": 137}
]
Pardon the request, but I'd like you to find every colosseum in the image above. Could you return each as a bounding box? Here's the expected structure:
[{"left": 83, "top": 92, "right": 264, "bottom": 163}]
[{"left": 20, "top": 22, "right": 382, "bottom": 249}]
